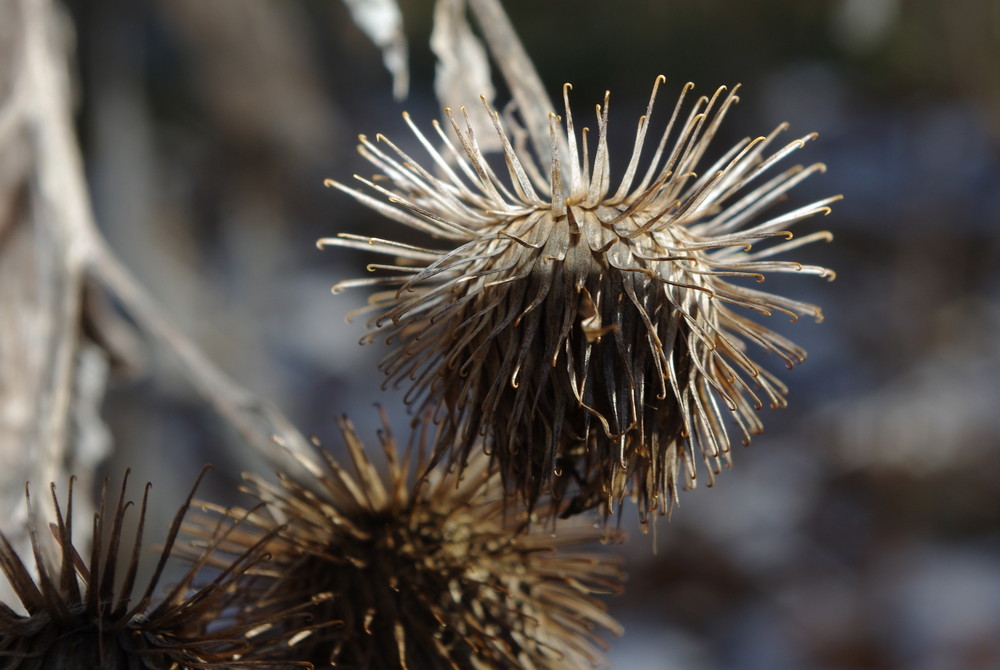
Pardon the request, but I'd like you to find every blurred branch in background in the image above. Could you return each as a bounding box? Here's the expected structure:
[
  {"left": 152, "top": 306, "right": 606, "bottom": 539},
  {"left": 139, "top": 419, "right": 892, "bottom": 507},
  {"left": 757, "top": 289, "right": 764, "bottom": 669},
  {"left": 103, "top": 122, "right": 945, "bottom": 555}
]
[
  {"left": 0, "top": 0, "right": 317, "bottom": 598},
  {"left": 341, "top": 0, "right": 409, "bottom": 99},
  {"left": 0, "top": 0, "right": 110, "bottom": 598}
]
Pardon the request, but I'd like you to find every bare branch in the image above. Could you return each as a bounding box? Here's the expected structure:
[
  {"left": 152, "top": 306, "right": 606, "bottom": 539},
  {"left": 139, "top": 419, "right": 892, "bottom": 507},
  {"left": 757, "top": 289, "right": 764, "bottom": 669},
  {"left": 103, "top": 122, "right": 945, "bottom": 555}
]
[{"left": 0, "top": 0, "right": 317, "bottom": 588}]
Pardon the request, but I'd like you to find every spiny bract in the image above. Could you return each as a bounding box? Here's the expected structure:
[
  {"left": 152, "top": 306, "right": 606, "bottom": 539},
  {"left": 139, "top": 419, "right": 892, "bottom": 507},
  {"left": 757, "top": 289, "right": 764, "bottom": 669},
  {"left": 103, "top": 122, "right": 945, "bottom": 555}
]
[
  {"left": 322, "top": 76, "right": 837, "bottom": 525},
  {"left": 0, "top": 470, "right": 310, "bottom": 669},
  {"left": 200, "top": 413, "right": 624, "bottom": 669}
]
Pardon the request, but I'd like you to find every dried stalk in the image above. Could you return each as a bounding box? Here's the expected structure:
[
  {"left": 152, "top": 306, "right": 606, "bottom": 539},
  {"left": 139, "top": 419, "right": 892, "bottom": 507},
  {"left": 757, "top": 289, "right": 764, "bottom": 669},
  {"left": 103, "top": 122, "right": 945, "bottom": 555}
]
[
  {"left": 89, "top": 240, "right": 315, "bottom": 476},
  {"left": 1, "top": 0, "right": 102, "bottom": 604},
  {"left": 466, "top": 0, "right": 562, "bottom": 162},
  {"left": 0, "top": 0, "right": 314, "bottom": 584}
]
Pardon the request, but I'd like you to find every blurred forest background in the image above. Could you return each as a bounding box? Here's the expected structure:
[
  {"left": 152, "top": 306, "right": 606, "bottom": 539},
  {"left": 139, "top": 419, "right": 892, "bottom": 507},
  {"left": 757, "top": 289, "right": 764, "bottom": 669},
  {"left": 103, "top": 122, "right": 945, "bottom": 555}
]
[{"left": 4, "top": 0, "right": 1000, "bottom": 668}]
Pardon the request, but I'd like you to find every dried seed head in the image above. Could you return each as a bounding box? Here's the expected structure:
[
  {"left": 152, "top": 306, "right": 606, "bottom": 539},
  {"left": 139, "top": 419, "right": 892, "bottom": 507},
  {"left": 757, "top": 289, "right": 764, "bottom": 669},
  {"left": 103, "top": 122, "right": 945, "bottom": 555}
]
[
  {"left": 322, "top": 77, "right": 838, "bottom": 525},
  {"left": 0, "top": 469, "right": 310, "bottom": 669},
  {"left": 206, "top": 413, "right": 624, "bottom": 669}
]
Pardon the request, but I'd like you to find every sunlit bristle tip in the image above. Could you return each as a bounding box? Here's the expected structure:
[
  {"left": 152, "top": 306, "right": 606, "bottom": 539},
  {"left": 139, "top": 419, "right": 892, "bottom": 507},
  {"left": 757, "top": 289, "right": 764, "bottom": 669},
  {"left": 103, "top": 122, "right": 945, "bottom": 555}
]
[
  {"left": 196, "top": 412, "right": 624, "bottom": 668},
  {"left": 323, "top": 77, "right": 837, "bottom": 527}
]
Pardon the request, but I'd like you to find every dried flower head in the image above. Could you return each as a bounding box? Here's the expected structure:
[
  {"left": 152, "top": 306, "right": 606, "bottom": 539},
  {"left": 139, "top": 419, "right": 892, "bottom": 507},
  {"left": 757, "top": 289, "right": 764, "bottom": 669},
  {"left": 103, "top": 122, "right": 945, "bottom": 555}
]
[
  {"left": 322, "top": 77, "right": 837, "bottom": 524},
  {"left": 205, "top": 413, "right": 624, "bottom": 669},
  {"left": 0, "top": 469, "right": 309, "bottom": 669}
]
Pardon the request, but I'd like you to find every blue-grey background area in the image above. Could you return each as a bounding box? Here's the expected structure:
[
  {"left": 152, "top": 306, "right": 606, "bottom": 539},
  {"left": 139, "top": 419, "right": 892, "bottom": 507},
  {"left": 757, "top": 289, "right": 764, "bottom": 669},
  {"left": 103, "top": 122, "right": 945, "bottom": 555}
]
[{"left": 64, "top": 0, "right": 1000, "bottom": 668}]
